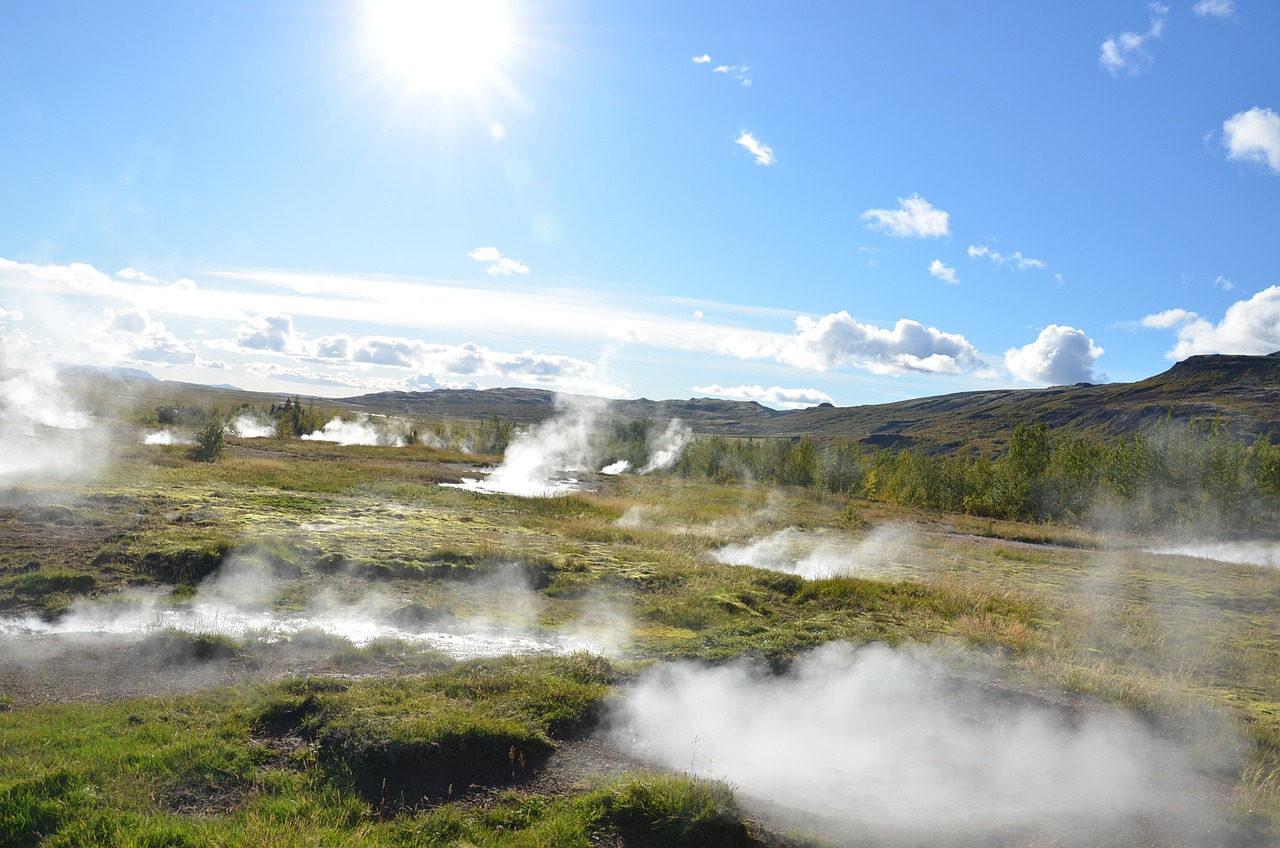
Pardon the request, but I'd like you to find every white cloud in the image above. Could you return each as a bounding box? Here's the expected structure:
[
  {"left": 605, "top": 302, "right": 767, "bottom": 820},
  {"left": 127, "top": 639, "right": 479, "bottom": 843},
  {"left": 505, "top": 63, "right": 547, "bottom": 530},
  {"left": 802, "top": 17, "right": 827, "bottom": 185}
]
[
  {"left": 861, "top": 194, "right": 950, "bottom": 239},
  {"left": 928, "top": 259, "right": 960, "bottom": 285},
  {"left": 333, "top": 335, "right": 601, "bottom": 386},
  {"left": 713, "top": 63, "right": 752, "bottom": 86},
  {"left": 1193, "top": 0, "right": 1234, "bottom": 17},
  {"left": 1099, "top": 3, "right": 1168, "bottom": 76},
  {"left": 468, "top": 246, "right": 531, "bottom": 275},
  {"left": 95, "top": 307, "right": 197, "bottom": 365},
  {"left": 691, "top": 54, "right": 711, "bottom": 64},
  {"left": 1005, "top": 325, "right": 1104, "bottom": 384},
  {"left": 1213, "top": 275, "right": 1236, "bottom": 291},
  {"left": 116, "top": 267, "right": 159, "bottom": 284},
  {"left": 352, "top": 336, "right": 420, "bottom": 368},
  {"left": 691, "top": 384, "right": 835, "bottom": 410},
  {"left": 313, "top": 334, "right": 352, "bottom": 359},
  {"left": 1141, "top": 307, "right": 1199, "bottom": 330},
  {"left": 716, "top": 311, "right": 980, "bottom": 376},
  {"left": 1222, "top": 107, "right": 1280, "bottom": 173},
  {"left": 734, "top": 131, "right": 775, "bottom": 166},
  {"left": 967, "top": 244, "right": 1047, "bottom": 272},
  {"left": 1142, "top": 286, "right": 1280, "bottom": 359},
  {"left": 234, "top": 313, "right": 299, "bottom": 353}
]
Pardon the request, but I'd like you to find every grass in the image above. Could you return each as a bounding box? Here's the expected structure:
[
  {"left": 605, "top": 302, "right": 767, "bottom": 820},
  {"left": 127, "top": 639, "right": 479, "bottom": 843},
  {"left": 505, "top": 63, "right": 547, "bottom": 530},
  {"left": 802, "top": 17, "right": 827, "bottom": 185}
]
[
  {"left": 4, "top": 418, "right": 1280, "bottom": 841},
  {"left": 0, "top": 655, "right": 779, "bottom": 847}
]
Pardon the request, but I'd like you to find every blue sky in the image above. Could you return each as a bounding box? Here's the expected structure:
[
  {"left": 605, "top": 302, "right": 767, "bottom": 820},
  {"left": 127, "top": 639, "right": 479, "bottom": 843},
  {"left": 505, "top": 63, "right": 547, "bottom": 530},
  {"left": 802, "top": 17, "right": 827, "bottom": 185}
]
[{"left": 2, "top": 1, "right": 1278, "bottom": 409}]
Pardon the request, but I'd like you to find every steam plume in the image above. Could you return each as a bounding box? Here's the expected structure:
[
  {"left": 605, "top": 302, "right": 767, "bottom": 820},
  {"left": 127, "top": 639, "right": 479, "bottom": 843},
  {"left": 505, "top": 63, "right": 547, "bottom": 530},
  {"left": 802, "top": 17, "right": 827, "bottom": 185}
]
[
  {"left": 610, "top": 642, "right": 1236, "bottom": 846},
  {"left": 0, "top": 367, "right": 104, "bottom": 483},
  {"left": 711, "top": 524, "right": 914, "bottom": 579}
]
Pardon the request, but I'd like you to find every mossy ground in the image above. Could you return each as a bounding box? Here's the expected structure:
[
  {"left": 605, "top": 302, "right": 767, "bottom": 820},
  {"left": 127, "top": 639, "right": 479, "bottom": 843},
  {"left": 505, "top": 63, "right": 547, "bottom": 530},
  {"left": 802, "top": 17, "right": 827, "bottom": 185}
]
[{"left": 3, "top": 430, "right": 1280, "bottom": 842}]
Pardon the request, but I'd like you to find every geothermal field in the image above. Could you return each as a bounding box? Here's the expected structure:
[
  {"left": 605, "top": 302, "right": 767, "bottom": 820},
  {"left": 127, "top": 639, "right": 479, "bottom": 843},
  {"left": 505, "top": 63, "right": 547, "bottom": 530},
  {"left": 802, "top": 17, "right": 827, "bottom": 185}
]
[{"left": 2, "top": 373, "right": 1280, "bottom": 847}]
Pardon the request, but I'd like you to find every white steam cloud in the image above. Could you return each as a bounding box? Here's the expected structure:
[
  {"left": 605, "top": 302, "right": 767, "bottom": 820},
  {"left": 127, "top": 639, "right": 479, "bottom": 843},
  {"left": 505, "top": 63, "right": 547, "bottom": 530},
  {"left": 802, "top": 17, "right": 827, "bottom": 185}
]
[
  {"left": 711, "top": 525, "right": 914, "bottom": 579},
  {"left": 610, "top": 642, "right": 1234, "bottom": 845},
  {"left": 1146, "top": 540, "right": 1280, "bottom": 569},
  {"left": 448, "top": 402, "right": 690, "bottom": 496},
  {"left": 450, "top": 401, "right": 603, "bottom": 496},
  {"left": 639, "top": 418, "right": 691, "bottom": 474},
  {"left": 302, "top": 416, "right": 404, "bottom": 447},
  {"left": 143, "top": 429, "right": 191, "bottom": 446},
  {"left": 232, "top": 414, "right": 276, "bottom": 438},
  {"left": 0, "top": 368, "right": 103, "bottom": 483}
]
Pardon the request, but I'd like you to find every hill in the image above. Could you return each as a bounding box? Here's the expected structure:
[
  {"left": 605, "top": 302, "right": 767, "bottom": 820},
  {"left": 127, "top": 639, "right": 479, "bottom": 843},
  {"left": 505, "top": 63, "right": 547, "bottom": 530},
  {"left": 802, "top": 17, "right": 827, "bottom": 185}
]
[
  {"left": 48, "top": 351, "right": 1280, "bottom": 453},
  {"left": 346, "top": 352, "right": 1280, "bottom": 452}
]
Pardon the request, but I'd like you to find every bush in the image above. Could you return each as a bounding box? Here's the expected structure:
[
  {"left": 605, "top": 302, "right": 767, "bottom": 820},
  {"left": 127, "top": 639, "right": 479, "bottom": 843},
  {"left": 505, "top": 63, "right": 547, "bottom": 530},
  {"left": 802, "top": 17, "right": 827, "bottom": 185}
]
[{"left": 189, "top": 412, "right": 228, "bottom": 462}]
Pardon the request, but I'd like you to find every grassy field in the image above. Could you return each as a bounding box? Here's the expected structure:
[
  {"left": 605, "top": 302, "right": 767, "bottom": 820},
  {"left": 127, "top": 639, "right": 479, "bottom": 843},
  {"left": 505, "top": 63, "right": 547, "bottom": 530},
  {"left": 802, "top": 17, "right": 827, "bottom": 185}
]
[{"left": 2, "top": 420, "right": 1279, "bottom": 845}]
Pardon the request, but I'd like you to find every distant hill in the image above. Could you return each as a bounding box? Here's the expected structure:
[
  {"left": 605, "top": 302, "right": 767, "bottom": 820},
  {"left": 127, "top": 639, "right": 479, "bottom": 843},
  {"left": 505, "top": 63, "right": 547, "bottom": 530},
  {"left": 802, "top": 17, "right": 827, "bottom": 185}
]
[
  {"left": 346, "top": 352, "right": 1280, "bottom": 453},
  {"left": 50, "top": 352, "right": 1280, "bottom": 453}
]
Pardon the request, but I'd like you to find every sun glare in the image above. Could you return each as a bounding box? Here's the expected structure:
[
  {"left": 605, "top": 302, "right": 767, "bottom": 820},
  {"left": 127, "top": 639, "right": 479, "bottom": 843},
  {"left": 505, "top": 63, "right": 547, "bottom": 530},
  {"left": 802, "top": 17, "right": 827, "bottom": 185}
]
[{"left": 365, "top": 0, "right": 513, "bottom": 97}]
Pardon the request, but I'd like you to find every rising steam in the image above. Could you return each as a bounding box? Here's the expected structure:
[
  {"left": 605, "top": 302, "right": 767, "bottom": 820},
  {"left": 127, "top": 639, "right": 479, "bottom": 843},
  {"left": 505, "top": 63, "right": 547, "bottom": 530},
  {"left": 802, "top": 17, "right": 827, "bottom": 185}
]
[
  {"left": 0, "top": 367, "right": 104, "bottom": 483},
  {"left": 1146, "top": 540, "right": 1280, "bottom": 569},
  {"left": 610, "top": 642, "right": 1237, "bottom": 846},
  {"left": 302, "top": 416, "right": 405, "bottom": 446},
  {"left": 711, "top": 523, "right": 915, "bottom": 579},
  {"left": 446, "top": 399, "right": 691, "bottom": 497}
]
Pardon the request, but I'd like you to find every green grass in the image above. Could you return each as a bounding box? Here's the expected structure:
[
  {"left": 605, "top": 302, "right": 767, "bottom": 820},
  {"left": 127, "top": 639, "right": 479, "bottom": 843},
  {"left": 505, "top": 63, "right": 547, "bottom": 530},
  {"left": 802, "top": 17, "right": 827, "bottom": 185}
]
[
  {"left": 0, "top": 655, "right": 785, "bottom": 847},
  {"left": 5, "top": 415, "right": 1280, "bottom": 841}
]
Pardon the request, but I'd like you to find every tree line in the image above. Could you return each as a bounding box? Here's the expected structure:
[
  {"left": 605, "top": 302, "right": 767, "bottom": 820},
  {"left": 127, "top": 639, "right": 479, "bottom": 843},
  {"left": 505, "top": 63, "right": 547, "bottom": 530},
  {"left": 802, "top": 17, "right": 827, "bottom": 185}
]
[{"left": 671, "top": 421, "right": 1280, "bottom": 532}]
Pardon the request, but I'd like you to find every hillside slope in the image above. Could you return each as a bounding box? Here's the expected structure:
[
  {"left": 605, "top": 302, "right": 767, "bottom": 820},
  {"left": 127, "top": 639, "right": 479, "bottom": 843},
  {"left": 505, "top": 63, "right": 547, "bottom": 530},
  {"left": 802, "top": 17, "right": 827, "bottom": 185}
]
[{"left": 345, "top": 352, "right": 1280, "bottom": 452}]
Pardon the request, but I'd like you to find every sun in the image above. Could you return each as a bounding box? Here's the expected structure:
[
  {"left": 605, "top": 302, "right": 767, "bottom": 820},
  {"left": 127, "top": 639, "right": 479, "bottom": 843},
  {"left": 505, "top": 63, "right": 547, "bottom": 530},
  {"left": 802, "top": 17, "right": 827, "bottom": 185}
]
[{"left": 364, "top": 0, "right": 513, "bottom": 97}]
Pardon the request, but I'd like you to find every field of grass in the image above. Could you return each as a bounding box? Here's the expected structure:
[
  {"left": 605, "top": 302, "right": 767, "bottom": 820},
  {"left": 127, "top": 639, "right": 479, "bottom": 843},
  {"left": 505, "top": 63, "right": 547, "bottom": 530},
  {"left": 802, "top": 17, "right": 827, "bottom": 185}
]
[{"left": 3, "top": 421, "right": 1280, "bottom": 845}]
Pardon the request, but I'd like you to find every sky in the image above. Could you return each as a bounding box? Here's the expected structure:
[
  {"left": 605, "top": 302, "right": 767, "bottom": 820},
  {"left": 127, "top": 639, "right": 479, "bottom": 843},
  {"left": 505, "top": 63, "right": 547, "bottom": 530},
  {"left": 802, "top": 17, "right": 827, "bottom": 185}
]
[{"left": 1, "top": 0, "right": 1278, "bottom": 410}]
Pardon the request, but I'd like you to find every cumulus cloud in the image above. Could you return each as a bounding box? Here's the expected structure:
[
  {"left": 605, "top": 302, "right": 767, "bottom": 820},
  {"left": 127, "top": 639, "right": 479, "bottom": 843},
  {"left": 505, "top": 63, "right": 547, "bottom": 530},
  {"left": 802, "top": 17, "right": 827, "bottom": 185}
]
[
  {"left": 313, "top": 334, "right": 352, "bottom": 359},
  {"left": 967, "top": 244, "right": 1047, "bottom": 271},
  {"left": 734, "top": 131, "right": 775, "bottom": 166},
  {"left": 468, "top": 246, "right": 531, "bottom": 276},
  {"left": 233, "top": 313, "right": 299, "bottom": 353},
  {"left": 1222, "top": 107, "right": 1280, "bottom": 173},
  {"left": 691, "top": 54, "right": 711, "bottom": 64},
  {"left": 1142, "top": 286, "right": 1280, "bottom": 359},
  {"left": 95, "top": 307, "right": 197, "bottom": 365},
  {"left": 352, "top": 337, "right": 420, "bottom": 368},
  {"left": 861, "top": 194, "right": 950, "bottom": 238},
  {"left": 1193, "top": 0, "right": 1234, "bottom": 17},
  {"left": 928, "top": 259, "right": 960, "bottom": 284},
  {"left": 691, "top": 384, "right": 835, "bottom": 410},
  {"left": 1005, "top": 325, "right": 1104, "bottom": 384},
  {"left": 716, "top": 311, "right": 980, "bottom": 376},
  {"left": 1099, "top": 3, "right": 1168, "bottom": 76}
]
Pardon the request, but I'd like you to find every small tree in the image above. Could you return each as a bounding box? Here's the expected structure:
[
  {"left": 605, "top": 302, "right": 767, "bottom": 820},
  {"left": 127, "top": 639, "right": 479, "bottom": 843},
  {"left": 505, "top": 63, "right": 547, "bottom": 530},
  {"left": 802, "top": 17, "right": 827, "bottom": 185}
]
[{"left": 191, "top": 412, "right": 228, "bottom": 462}]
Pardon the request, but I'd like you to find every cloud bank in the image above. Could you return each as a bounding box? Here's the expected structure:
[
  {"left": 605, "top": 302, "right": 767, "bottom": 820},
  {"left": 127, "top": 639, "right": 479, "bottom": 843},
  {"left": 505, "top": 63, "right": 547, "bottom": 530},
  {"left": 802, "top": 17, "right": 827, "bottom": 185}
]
[
  {"left": 1144, "top": 285, "right": 1280, "bottom": 359},
  {"left": 691, "top": 384, "right": 834, "bottom": 410},
  {"left": 715, "top": 311, "right": 980, "bottom": 376}
]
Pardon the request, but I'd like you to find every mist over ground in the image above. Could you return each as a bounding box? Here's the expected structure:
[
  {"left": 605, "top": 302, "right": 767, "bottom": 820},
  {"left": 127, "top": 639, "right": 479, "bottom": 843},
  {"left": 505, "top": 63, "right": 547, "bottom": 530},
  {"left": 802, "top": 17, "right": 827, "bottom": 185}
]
[
  {"left": 609, "top": 641, "right": 1242, "bottom": 847},
  {"left": 0, "top": 368, "right": 105, "bottom": 483},
  {"left": 711, "top": 523, "right": 915, "bottom": 579}
]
